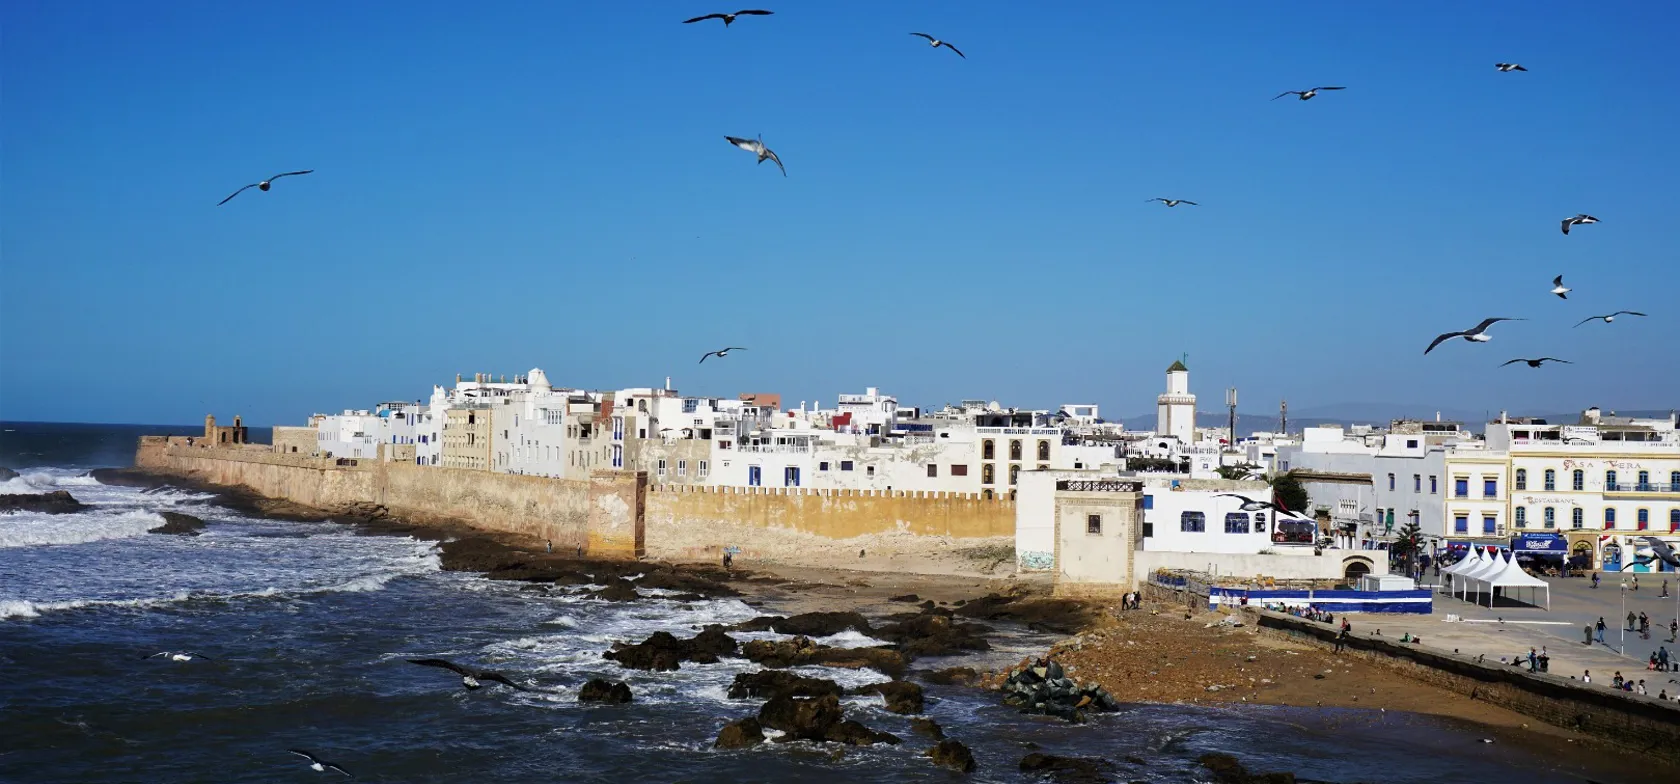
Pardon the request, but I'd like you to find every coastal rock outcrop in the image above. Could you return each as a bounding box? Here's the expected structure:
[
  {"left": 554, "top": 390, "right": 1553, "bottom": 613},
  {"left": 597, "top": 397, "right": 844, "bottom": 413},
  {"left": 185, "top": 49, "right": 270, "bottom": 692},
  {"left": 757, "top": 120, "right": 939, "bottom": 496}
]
[
  {"left": 727, "top": 671, "right": 841, "bottom": 700},
  {"left": 148, "top": 511, "right": 206, "bottom": 536},
  {"left": 873, "top": 611, "right": 993, "bottom": 658},
  {"left": 852, "top": 680, "right": 924, "bottom": 715},
  {"left": 956, "top": 591, "right": 1092, "bottom": 635},
  {"left": 591, "top": 579, "right": 642, "bottom": 602},
  {"left": 1197, "top": 753, "right": 1301, "bottom": 784},
  {"left": 577, "top": 678, "right": 634, "bottom": 704},
  {"left": 910, "top": 717, "right": 945, "bottom": 739},
  {"left": 733, "top": 611, "right": 872, "bottom": 637},
  {"left": 603, "top": 626, "right": 739, "bottom": 671},
  {"left": 999, "top": 658, "right": 1120, "bottom": 723},
  {"left": 926, "top": 739, "right": 977, "bottom": 772},
  {"left": 823, "top": 719, "right": 901, "bottom": 747},
  {"left": 757, "top": 693, "right": 845, "bottom": 741},
  {"left": 0, "top": 490, "right": 86, "bottom": 514},
  {"left": 923, "top": 666, "right": 981, "bottom": 686},
  {"left": 740, "top": 636, "right": 908, "bottom": 678},
  {"left": 1018, "top": 753, "right": 1116, "bottom": 783},
  {"left": 714, "top": 717, "right": 766, "bottom": 749}
]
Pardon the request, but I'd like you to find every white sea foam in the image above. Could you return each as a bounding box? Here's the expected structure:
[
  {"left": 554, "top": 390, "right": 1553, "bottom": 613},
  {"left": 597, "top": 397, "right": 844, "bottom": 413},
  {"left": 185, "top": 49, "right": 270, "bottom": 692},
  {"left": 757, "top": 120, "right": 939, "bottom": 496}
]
[{"left": 0, "top": 509, "right": 168, "bottom": 548}]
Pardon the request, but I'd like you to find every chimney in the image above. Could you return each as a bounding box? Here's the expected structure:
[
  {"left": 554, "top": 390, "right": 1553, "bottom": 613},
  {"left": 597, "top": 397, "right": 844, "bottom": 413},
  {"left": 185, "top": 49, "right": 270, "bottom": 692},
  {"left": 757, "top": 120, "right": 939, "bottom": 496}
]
[{"left": 665, "top": 376, "right": 672, "bottom": 391}]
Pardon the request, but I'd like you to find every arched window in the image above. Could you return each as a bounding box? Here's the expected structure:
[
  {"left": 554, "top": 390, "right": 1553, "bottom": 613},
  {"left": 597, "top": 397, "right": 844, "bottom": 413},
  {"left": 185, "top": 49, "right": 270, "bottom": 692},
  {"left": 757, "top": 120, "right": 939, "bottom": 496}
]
[
  {"left": 1545, "top": 507, "right": 1556, "bottom": 527},
  {"left": 1571, "top": 508, "right": 1582, "bottom": 529},
  {"left": 1037, "top": 441, "right": 1050, "bottom": 461},
  {"left": 1637, "top": 509, "right": 1649, "bottom": 530},
  {"left": 1637, "top": 470, "right": 1650, "bottom": 490},
  {"left": 1180, "top": 512, "right": 1206, "bottom": 532},
  {"left": 1009, "top": 464, "right": 1020, "bottom": 485},
  {"left": 981, "top": 464, "right": 995, "bottom": 485},
  {"left": 1009, "top": 440, "right": 1023, "bottom": 461},
  {"left": 1543, "top": 469, "right": 1556, "bottom": 491},
  {"left": 1514, "top": 469, "right": 1527, "bottom": 490},
  {"left": 982, "top": 440, "right": 994, "bottom": 460},
  {"left": 1604, "top": 507, "right": 1616, "bottom": 528},
  {"left": 1605, "top": 470, "right": 1617, "bottom": 490},
  {"left": 1671, "top": 509, "right": 1680, "bottom": 531},
  {"left": 1514, "top": 508, "right": 1527, "bottom": 528},
  {"left": 1572, "top": 470, "right": 1584, "bottom": 491}
]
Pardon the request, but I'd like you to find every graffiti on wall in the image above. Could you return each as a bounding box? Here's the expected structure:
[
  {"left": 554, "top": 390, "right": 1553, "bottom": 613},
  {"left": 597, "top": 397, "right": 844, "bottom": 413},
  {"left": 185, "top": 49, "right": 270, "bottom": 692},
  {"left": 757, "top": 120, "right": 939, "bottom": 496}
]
[{"left": 1018, "top": 550, "right": 1055, "bottom": 571}]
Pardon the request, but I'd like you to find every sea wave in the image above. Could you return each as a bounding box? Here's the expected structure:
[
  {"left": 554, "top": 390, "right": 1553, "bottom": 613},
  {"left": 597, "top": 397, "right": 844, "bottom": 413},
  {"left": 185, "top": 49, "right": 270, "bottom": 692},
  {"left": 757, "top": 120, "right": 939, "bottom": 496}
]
[
  {"left": 0, "top": 564, "right": 436, "bottom": 621},
  {"left": 0, "top": 509, "right": 168, "bottom": 548}
]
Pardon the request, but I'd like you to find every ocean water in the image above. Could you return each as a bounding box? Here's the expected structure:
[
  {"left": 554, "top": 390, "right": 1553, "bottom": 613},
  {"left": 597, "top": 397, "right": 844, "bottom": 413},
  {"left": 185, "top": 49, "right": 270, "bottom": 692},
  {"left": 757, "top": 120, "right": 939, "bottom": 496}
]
[{"left": 0, "top": 423, "right": 1658, "bottom": 783}]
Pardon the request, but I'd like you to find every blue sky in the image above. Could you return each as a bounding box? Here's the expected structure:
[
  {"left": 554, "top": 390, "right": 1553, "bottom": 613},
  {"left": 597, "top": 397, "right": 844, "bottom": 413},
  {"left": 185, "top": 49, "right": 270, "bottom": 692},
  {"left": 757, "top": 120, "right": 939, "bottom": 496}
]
[{"left": 2, "top": 1, "right": 1675, "bottom": 426}]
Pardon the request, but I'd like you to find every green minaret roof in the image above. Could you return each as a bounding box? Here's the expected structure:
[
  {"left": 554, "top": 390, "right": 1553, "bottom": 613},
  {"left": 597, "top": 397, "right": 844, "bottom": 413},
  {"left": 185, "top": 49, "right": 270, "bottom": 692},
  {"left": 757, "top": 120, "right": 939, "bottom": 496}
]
[{"left": 1167, "top": 360, "right": 1188, "bottom": 372}]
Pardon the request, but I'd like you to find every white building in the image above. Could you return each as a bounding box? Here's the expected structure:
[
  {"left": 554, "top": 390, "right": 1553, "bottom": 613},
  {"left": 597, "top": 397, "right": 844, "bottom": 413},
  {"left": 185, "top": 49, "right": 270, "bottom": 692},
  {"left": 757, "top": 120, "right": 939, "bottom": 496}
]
[
  {"left": 1155, "top": 359, "right": 1196, "bottom": 444},
  {"left": 315, "top": 402, "right": 421, "bottom": 460},
  {"left": 1140, "top": 481, "right": 1275, "bottom": 554}
]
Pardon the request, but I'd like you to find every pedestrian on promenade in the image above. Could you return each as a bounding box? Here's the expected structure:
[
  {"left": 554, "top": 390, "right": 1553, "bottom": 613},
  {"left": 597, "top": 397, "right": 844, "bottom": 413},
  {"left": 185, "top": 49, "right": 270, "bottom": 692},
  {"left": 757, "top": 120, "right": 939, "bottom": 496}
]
[
  {"left": 1670, "top": 619, "right": 1679, "bottom": 645},
  {"left": 1539, "top": 647, "right": 1550, "bottom": 672},
  {"left": 1632, "top": 575, "right": 1639, "bottom": 591},
  {"left": 1334, "top": 626, "right": 1349, "bottom": 653},
  {"left": 1627, "top": 610, "right": 1637, "bottom": 630},
  {"left": 1596, "top": 617, "right": 1607, "bottom": 643},
  {"left": 1662, "top": 579, "right": 1671, "bottom": 598},
  {"left": 1639, "top": 612, "right": 1650, "bottom": 640},
  {"left": 1658, "top": 646, "right": 1670, "bottom": 670},
  {"left": 1613, "top": 671, "right": 1624, "bottom": 689},
  {"left": 1637, "top": 679, "right": 1648, "bottom": 696},
  {"left": 1592, "top": 572, "right": 1600, "bottom": 589},
  {"left": 1584, "top": 624, "right": 1594, "bottom": 645},
  {"left": 1583, "top": 669, "right": 1591, "bottom": 684},
  {"left": 1526, "top": 648, "right": 1537, "bottom": 672}
]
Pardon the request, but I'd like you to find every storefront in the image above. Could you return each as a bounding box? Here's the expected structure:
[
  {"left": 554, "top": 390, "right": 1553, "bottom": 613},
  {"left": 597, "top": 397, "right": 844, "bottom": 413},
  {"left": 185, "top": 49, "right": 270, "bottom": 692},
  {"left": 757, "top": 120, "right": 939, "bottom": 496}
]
[
  {"left": 1562, "top": 532, "right": 1680, "bottom": 573},
  {"left": 1510, "top": 532, "right": 1568, "bottom": 574}
]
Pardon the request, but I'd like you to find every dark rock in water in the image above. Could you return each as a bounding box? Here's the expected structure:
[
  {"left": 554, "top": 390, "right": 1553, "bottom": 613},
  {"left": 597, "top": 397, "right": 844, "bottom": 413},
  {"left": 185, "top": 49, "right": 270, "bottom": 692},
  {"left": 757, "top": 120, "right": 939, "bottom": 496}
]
[
  {"left": 740, "top": 637, "right": 908, "bottom": 678},
  {"left": 714, "top": 717, "right": 765, "bottom": 749},
  {"left": 999, "top": 657, "right": 1120, "bottom": 722},
  {"left": 758, "top": 693, "right": 843, "bottom": 741},
  {"left": 148, "top": 511, "right": 206, "bottom": 536},
  {"left": 874, "top": 612, "right": 992, "bottom": 658},
  {"left": 0, "top": 490, "right": 86, "bottom": 514},
  {"left": 577, "top": 678, "right": 633, "bottom": 703},
  {"left": 733, "top": 611, "right": 872, "bottom": 637},
  {"left": 591, "top": 579, "right": 642, "bottom": 602},
  {"left": 1018, "top": 753, "right": 1116, "bottom": 783},
  {"left": 1197, "top": 753, "right": 1298, "bottom": 784},
  {"left": 824, "top": 719, "right": 901, "bottom": 747},
  {"left": 728, "top": 671, "right": 841, "bottom": 700},
  {"left": 853, "top": 680, "right": 924, "bottom": 715},
  {"left": 919, "top": 600, "right": 937, "bottom": 610},
  {"left": 910, "top": 717, "right": 945, "bottom": 739},
  {"left": 0, "top": 467, "right": 18, "bottom": 481},
  {"left": 686, "top": 625, "right": 740, "bottom": 660},
  {"left": 889, "top": 593, "right": 920, "bottom": 603},
  {"left": 604, "top": 627, "right": 739, "bottom": 671},
  {"left": 924, "top": 666, "right": 980, "bottom": 686},
  {"left": 926, "top": 739, "right": 977, "bottom": 772}
]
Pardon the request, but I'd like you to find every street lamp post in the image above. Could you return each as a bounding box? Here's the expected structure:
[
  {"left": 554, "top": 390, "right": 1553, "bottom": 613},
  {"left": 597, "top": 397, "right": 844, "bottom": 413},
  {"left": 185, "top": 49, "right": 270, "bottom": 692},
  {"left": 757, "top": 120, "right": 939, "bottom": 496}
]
[{"left": 1620, "top": 581, "right": 1627, "bottom": 656}]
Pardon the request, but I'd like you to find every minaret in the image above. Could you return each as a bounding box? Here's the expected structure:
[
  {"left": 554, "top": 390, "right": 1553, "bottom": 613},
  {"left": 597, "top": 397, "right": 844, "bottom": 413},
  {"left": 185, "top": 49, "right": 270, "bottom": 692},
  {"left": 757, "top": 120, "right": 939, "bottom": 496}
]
[{"left": 1156, "top": 357, "right": 1196, "bottom": 443}]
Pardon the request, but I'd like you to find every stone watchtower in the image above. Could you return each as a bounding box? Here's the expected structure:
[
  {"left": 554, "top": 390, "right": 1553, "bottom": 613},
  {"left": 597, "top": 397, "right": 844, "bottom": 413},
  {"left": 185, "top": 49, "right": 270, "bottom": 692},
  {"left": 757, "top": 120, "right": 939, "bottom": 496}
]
[{"left": 205, "top": 414, "right": 216, "bottom": 441}]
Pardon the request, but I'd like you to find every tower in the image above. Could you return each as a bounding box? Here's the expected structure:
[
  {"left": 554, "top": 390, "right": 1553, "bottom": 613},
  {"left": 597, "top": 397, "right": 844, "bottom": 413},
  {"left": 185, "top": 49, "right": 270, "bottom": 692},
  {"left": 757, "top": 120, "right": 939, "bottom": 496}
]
[
  {"left": 204, "top": 414, "right": 216, "bottom": 441},
  {"left": 1156, "top": 358, "right": 1196, "bottom": 443}
]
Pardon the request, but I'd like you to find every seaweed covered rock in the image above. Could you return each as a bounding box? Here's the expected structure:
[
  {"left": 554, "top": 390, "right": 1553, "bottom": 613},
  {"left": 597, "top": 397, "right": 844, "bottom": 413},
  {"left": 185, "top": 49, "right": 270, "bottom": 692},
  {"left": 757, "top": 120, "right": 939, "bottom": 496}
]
[
  {"left": 853, "top": 680, "right": 924, "bottom": 714},
  {"left": 577, "top": 679, "right": 633, "bottom": 703},
  {"left": 603, "top": 627, "right": 739, "bottom": 671},
  {"left": 926, "top": 739, "right": 977, "bottom": 772},
  {"left": 714, "top": 717, "right": 765, "bottom": 749},
  {"left": 727, "top": 670, "right": 842, "bottom": 700},
  {"left": 757, "top": 693, "right": 844, "bottom": 741}
]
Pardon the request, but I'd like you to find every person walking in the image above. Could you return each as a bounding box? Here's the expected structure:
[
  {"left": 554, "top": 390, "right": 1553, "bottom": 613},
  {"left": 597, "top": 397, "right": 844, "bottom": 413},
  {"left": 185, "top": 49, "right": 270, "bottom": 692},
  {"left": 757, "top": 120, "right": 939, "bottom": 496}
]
[
  {"left": 1334, "top": 626, "right": 1349, "bottom": 654},
  {"left": 1670, "top": 618, "right": 1679, "bottom": 646},
  {"left": 1658, "top": 646, "right": 1670, "bottom": 671},
  {"left": 1632, "top": 575, "right": 1639, "bottom": 591},
  {"left": 1539, "top": 647, "right": 1550, "bottom": 673},
  {"left": 545, "top": 539, "right": 552, "bottom": 554},
  {"left": 1527, "top": 648, "right": 1538, "bottom": 672},
  {"left": 1596, "top": 617, "right": 1607, "bottom": 643},
  {"left": 1592, "top": 572, "right": 1600, "bottom": 589},
  {"left": 1662, "top": 579, "right": 1671, "bottom": 598},
  {"left": 1627, "top": 610, "right": 1637, "bottom": 631}
]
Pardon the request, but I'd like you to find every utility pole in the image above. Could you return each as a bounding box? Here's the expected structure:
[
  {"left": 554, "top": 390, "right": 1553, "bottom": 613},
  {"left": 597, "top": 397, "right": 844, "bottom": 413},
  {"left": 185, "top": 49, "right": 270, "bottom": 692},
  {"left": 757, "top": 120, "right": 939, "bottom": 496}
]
[{"left": 1226, "top": 387, "right": 1238, "bottom": 454}]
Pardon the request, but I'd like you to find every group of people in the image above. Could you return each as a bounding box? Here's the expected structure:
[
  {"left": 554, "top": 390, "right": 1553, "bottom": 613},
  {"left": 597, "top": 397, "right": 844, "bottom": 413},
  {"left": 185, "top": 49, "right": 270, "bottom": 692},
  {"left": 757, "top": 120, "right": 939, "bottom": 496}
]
[
  {"left": 1511, "top": 646, "right": 1551, "bottom": 673},
  {"left": 1117, "top": 591, "right": 1142, "bottom": 611},
  {"left": 1648, "top": 646, "right": 1675, "bottom": 672}
]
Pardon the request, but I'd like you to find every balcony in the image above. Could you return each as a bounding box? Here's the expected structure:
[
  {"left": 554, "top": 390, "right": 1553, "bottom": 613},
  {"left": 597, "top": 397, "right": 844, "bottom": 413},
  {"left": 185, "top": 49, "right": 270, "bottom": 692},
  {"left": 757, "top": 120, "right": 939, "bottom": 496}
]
[
  {"left": 738, "top": 444, "right": 813, "bottom": 454},
  {"left": 1606, "top": 483, "right": 1680, "bottom": 494}
]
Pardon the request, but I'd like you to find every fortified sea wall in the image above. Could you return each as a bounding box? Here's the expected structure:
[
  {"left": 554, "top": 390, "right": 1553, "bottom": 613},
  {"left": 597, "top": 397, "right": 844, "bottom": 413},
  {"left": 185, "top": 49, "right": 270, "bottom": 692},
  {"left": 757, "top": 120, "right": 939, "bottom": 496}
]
[{"left": 132, "top": 439, "right": 1012, "bottom": 562}]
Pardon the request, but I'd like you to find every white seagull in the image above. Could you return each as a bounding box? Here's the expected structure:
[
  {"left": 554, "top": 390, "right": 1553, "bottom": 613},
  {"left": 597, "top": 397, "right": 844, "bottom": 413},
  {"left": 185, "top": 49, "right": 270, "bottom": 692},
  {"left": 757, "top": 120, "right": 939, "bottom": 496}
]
[
  {"left": 1273, "top": 86, "right": 1345, "bottom": 101},
  {"left": 1549, "top": 275, "right": 1570, "bottom": 299},
  {"left": 144, "top": 651, "right": 212, "bottom": 662},
  {"left": 288, "top": 750, "right": 350, "bottom": 777},
  {"left": 910, "top": 33, "right": 965, "bottom": 58},
  {"left": 700, "top": 347, "right": 747, "bottom": 364},
  {"left": 1500, "top": 357, "right": 1572, "bottom": 368},
  {"left": 1495, "top": 63, "right": 1528, "bottom": 72},
  {"left": 682, "top": 9, "right": 773, "bottom": 26},
  {"left": 1560, "top": 214, "right": 1598, "bottom": 235},
  {"left": 1424, "top": 317, "right": 1523, "bottom": 355},
  {"left": 407, "top": 658, "right": 530, "bottom": 691},
  {"left": 1146, "top": 198, "right": 1198, "bottom": 207},
  {"left": 1574, "top": 311, "right": 1646, "bottom": 327},
  {"left": 217, "top": 170, "right": 313, "bottom": 206},
  {"left": 724, "top": 135, "right": 785, "bottom": 176}
]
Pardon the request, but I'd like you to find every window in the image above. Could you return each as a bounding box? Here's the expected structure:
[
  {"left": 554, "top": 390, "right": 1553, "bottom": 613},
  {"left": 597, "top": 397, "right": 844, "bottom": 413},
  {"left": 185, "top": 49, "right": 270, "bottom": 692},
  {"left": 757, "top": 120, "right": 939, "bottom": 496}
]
[
  {"left": 1429, "top": 476, "right": 1437, "bottom": 494},
  {"left": 1482, "top": 515, "right": 1497, "bottom": 535},
  {"left": 1087, "top": 514, "right": 1102, "bottom": 535},
  {"left": 866, "top": 466, "right": 875, "bottom": 477},
  {"left": 1572, "top": 470, "right": 1584, "bottom": 491},
  {"left": 1637, "top": 471, "right": 1650, "bottom": 491},
  {"left": 981, "top": 440, "right": 994, "bottom": 460},
  {"left": 785, "top": 466, "right": 800, "bottom": 487},
  {"left": 819, "top": 461, "right": 830, "bottom": 471},
  {"left": 656, "top": 458, "right": 667, "bottom": 476},
  {"left": 1413, "top": 474, "right": 1421, "bottom": 492},
  {"left": 1454, "top": 478, "right": 1468, "bottom": 498},
  {"left": 677, "top": 459, "right": 687, "bottom": 477},
  {"left": 1008, "top": 464, "right": 1020, "bottom": 485},
  {"left": 1672, "top": 471, "right": 1680, "bottom": 492},
  {"left": 1454, "top": 515, "right": 1468, "bottom": 534},
  {"left": 982, "top": 464, "right": 994, "bottom": 484},
  {"left": 1514, "top": 469, "right": 1527, "bottom": 490},
  {"left": 1406, "top": 439, "right": 1418, "bottom": 449},
  {"left": 1038, "top": 463, "right": 1049, "bottom": 472},
  {"left": 1224, "top": 513, "right": 1249, "bottom": 534},
  {"left": 1637, "top": 508, "right": 1649, "bottom": 530},
  {"left": 611, "top": 443, "right": 622, "bottom": 468},
  {"left": 1603, "top": 507, "right": 1615, "bottom": 528},
  {"left": 1388, "top": 473, "right": 1396, "bottom": 491},
  {"left": 1143, "top": 494, "right": 1154, "bottom": 510},
  {"left": 748, "top": 466, "right": 762, "bottom": 486},
  {"left": 1514, "top": 507, "right": 1527, "bottom": 528},
  {"left": 1570, "top": 508, "right": 1580, "bottom": 529},
  {"left": 1671, "top": 509, "right": 1680, "bottom": 531},
  {"left": 951, "top": 464, "right": 968, "bottom": 476},
  {"left": 1483, "top": 478, "right": 1497, "bottom": 498},
  {"left": 1605, "top": 470, "right": 1617, "bottom": 491},
  {"left": 1037, "top": 441, "right": 1050, "bottom": 461},
  {"left": 683, "top": 399, "right": 698, "bottom": 413},
  {"left": 1180, "top": 512, "right": 1206, "bottom": 532},
  {"left": 612, "top": 416, "right": 624, "bottom": 441},
  {"left": 840, "top": 460, "right": 854, "bottom": 471},
  {"left": 927, "top": 464, "right": 938, "bottom": 478},
  {"left": 1009, "top": 440, "right": 1023, "bottom": 461},
  {"left": 1544, "top": 469, "right": 1556, "bottom": 491}
]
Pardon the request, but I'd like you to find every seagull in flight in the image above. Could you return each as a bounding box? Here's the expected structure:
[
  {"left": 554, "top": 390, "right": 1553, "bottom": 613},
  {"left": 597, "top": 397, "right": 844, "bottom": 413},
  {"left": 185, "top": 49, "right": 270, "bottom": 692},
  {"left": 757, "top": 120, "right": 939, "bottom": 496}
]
[
  {"left": 1500, "top": 357, "right": 1572, "bottom": 368},
  {"left": 1574, "top": 311, "right": 1646, "bottom": 327},
  {"left": 217, "top": 170, "right": 313, "bottom": 206},
  {"left": 1495, "top": 63, "right": 1528, "bottom": 72},
  {"left": 724, "top": 135, "right": 785, "bottom": 176},
  {"left": 910, "top": 33, "right": 964, "bottom": 58},
  {"left": 1560, "top": 214, "right": 1598, "bottom": 235},
  {"left": 1273, "top": 86, "right": 1345, "bottom": 101},
  {"left": 1550, "top": 275, "right": 1570, "bottom": 299},
  {"left": 1424, "top": 318, "right": 1523, "bottom": 355},
  {"left": 407, "top": 658, "right": 530, "bottom": 692},
  {"left": 287, "top": 750, "right": 350, "bottom": 777},
  {"left": 144, "top": 651, "right": 212, "bottom": 662},
  {"left": 683, "top": 9, "right": 772, "bottom": 26},
  {"left": 1146, "top": 198, "right": 1198, "bottom": 207},
  {"left": 1214, "top": 493, "right": 1289, "bottom": 514},
  {"left": 700, "top": 347, "right": 746, "bottom": 364}
]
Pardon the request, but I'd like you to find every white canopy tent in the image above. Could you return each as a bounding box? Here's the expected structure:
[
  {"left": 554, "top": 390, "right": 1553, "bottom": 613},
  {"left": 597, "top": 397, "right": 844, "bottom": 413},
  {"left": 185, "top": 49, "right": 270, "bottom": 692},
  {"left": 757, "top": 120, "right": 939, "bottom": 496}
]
[
  {"left": 1454, "top": 548, "right": 1508, "bottom": 601},
  {"left": 1477, "top": 552, "right": 1552, "bottom": 610},
  {"left": 1437, "top": 548, "right": 1485, "bottom": 594}
]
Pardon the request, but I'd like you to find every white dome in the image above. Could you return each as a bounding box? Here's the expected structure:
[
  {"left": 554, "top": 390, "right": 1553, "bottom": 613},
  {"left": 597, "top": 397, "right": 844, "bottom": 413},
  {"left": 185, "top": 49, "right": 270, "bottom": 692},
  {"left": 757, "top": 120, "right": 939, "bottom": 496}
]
[{"left": 527, "top": 368, "right": 551, "bottom": 391}]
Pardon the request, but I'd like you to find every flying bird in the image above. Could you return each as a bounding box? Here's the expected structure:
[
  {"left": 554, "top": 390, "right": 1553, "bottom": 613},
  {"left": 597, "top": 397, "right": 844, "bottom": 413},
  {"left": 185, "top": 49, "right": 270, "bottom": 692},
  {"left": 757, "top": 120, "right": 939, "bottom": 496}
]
[
  {"left": 910, "top": 33, "right": 964, "bottom": 58},
  {"left": 1574, "top": 311, "right": 1646, "bottom": 327},
  {"left": 724, "top": 135, "right": 785, "bottom": 176},
  {"left": 1560, "top": 214, "right": 1599, "bottom": 235},
  {"left": 1272, "top": 86, "right": 1345, "bottom": 101},
  {"left": 1495, "top": 63, "right": 1528, "bottom": 72},
  {"left": 217, "top": 170, "right": 313, "bottom": 206},
  {"left": 1500, "top": 357, "right": 1572, "bottom": 368},
  {"left": 407, "top": 658, "right": 530, "bottom": 691},
  {"left": 1213, "top": 493, "right": 1297, "bottom": 516},
  {"left": 1146, "top": 198, "right": 1198, "bottom": 207},
  {"left": 700, "top": 347, "right": 747, "bottom": 364},
  {"left": 145, "top": 651, "right": 211, "bottom": 662},
  {"left": 683, "top": 9, "right": 772, "bottom": 26},
  {"left": 287, "top": 750, "right": 350, "bottom": 777},
  {"left": 1550, "top": 275, "right": 1570, "bottom": 299},
  {"left": 1424, "top": 318, "right": 1523, "bottom": 355}
]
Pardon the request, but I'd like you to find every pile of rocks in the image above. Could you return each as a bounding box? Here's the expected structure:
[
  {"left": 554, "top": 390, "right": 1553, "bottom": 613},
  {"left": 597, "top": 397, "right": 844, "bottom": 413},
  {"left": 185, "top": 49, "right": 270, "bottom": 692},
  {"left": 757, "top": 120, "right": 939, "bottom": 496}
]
[
  {"left": 602, "top": 626, "right": 738, "bottom": 671},
  {"left": 998, "top": 657, "right": 1120, "bottom": 722}
]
